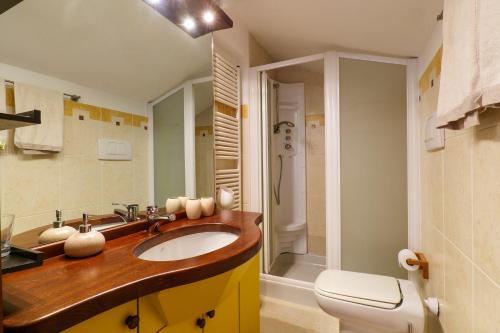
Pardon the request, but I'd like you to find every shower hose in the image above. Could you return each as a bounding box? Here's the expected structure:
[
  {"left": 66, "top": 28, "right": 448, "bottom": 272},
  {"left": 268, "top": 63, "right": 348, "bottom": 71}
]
[{"left": 273, "top": 154, "right": 283, "bottom": 205}]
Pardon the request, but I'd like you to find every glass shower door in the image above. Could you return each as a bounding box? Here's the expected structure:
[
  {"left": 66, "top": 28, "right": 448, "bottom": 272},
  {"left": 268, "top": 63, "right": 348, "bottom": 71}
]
[{"left": 339, "top": 58, "right": 408, "bottom": 278}]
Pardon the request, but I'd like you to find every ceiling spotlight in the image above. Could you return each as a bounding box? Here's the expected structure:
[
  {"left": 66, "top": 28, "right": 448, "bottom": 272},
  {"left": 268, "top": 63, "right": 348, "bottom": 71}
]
[
  {"left": 203, "top": 11, "right": 215, "bottom": 24},
  {"left": 146, "top": 0, "right": 161, "bottom": 4},
  {"left": 183, "top": 17, "right": 196, "bottom": 31}
]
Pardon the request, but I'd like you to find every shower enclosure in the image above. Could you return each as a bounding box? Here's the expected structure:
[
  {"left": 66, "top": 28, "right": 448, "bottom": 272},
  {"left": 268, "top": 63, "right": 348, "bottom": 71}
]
[
  {"left": 261, "top": 64, "right": 327, "bottom": 283},
  {"left": 251, "top": 52, "right": 420, "bottom": 290},
  {"left": 269, "top": 81, "right": 308, "bottom": 264}
]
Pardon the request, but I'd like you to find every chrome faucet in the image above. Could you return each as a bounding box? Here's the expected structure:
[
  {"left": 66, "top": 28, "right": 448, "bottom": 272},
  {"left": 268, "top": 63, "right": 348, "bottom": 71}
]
[
  {"left": 146, "top": 205, "right": 176, "bottom": 234},
  {"left": 112, "top": 203, "right": 139, "bottom": 222}
]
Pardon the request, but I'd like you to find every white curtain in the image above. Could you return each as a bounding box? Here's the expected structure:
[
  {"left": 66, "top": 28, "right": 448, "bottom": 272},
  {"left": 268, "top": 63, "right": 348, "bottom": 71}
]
[{"left": 437, "top": 0, "right": 500, "bottom": 129}]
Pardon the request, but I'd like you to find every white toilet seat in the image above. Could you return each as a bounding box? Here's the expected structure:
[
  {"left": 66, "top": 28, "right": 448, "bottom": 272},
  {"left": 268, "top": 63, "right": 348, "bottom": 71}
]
[
  {"left": 314, "top": 270, "right": 424, "bottom": 333},
  {"left": 315, "top": 270, "right": 401, "bottom": 309}
]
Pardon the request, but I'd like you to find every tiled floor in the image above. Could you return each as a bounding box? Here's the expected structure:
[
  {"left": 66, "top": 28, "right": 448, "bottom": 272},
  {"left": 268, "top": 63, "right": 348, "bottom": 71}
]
[
  {"left": 260, "top": 296, "right": 339, "bottom": 333},
  {"left": 269, "top": 253, "right": 326, "bottom": 282}
]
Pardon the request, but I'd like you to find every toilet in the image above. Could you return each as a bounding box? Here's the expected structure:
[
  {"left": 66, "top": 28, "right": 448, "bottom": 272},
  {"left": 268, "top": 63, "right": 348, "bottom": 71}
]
[{"left": 314, "top": 270, "right": 424, "bottom": 333}]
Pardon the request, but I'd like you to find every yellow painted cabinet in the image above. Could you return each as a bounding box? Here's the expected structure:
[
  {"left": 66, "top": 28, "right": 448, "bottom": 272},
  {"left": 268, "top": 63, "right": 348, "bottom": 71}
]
[
  {"left": 138, "top": 255, "right": 260, "bottom": 333},
  {"left": 62, "top": 300, "right": 138, "bottom": 333},
  {"left": 203, "top": 287, "right": 239, "bottom": 333},
  {"left": 64, "top": 255, "right": 260, "bottom": 333}
]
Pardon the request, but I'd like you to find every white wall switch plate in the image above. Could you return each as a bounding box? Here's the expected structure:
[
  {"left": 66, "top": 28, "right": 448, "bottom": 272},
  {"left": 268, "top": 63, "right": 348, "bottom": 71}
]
[{"left": 98, "top": 139, "right": 132, "bottom": 160}]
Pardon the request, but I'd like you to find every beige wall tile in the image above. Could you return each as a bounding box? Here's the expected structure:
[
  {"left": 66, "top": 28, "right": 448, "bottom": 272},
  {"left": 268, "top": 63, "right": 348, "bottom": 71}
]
[
  {"left": 61, "top": 156, "right": 100, "bottom": 210},
  {"left": 473, "top": 124, "right": 500, "bottom": 284},
  {"left": 422, "top": 221, "right": 445, "bottom": 301},
  {"left": 4, "top": 103, "right": 149, "bottom": 237},
  {"left": 419, "top": 51, "right": 500, "bottom": 333},
  {"left": 307, "top": 235, "right": 326, "bottom": 256},
  {"left": 101, "top": 160, "right": 134, "bottom": 214},
  {"left": 443, "top": 240, "right": 473, "bottom": 333},
  {"left": 421, "top": 149, "right": 444, "bottom": 232},
  {"left": 63, "top": 109, "right": 101, "bottom": 158},
  {"left": 473, "top": 268, "right": 500, "bottom": 333},
  {"left": 443, "top": 133, "right": 473, "bottom": 257},
  {"left": 13, "top": 211, "right": 55, "bottom": 235},
  {"left": 2, "top": 154, "right": 61, "bottom": 218}
]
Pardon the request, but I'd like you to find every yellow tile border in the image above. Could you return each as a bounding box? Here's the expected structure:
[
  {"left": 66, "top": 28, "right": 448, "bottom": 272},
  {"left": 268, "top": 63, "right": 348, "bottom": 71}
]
[
  {"left": 241, "top": 104, "right": 249, "bottom": 119},
  {"left": 5, "top": 86, "right": 14, "bottom": 107},
  {"left": 5, "top": 87, "right": 148, "bottom": 127},
  {"left": 305, "top": 113, "right": 325, "bottom": 126},
  {"left": 419, "top": 46, "right": 442, "bottom": 96}
]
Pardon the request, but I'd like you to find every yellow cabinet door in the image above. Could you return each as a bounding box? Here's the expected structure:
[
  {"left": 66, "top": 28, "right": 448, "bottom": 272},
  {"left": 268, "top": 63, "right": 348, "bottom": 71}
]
[
  {"left": 239, "top": 255, "right": 260, "bottom": 333},
  {"left": 62, "top": 300, "right": 138, "bottom": 333},
  {"left": 204, "top": 287, "right": 239, "bottom": 333},
  {"left": 156, "top": 317, "right": 202, "bottom": 333}
]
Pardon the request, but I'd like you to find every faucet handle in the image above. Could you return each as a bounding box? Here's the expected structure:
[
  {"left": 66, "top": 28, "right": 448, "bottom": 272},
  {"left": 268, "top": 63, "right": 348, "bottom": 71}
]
[{"left": 147, "top": 205, "right": 158, "bottom": 216}]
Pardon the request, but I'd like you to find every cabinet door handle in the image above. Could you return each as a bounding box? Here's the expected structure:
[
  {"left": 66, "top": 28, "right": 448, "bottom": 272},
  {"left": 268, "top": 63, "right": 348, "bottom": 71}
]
[
  {"left": 125, "top": 315, "right": 140, "bottom": 329},
  {"left": 196, "top": 317, "right": 206, "bottom": 328},
  {"left": 206, "top": 310, "right": 216, "bottom": 318}
]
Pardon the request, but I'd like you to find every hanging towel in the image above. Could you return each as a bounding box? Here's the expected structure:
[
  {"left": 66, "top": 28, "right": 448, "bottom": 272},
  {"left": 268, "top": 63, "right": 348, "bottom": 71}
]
[
  {"left": 437, "top": 0, "right": 481, "bottom": 129},
  {"left": 479, "top": 0, "right": 500, "bottom": 107},
  {"left": 0, "top": 78, "right": 7, "bottom": 149},
  {"left": 437, "top": 0, "right": 500, "bottom": 129},
  {"left": 14, "top": 82, "right": 64, "bottom": 153}
]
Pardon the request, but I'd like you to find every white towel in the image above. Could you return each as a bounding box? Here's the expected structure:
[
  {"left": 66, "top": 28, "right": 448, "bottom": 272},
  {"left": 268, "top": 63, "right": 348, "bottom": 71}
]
[
  {"left": 0, "top": 78, "right": 7, "bottom": 149},
  {"left": 479, "top": 0, "right": 500, "bottom": 106},
  {"left": 437, "top": 0, "right": 481, "bottom": 129},
  {"left": 437, "top": 0, "right": 500, "bottom": 129},
  {"left": 14, "top": 82, "right": 64, "bottom": 153}
]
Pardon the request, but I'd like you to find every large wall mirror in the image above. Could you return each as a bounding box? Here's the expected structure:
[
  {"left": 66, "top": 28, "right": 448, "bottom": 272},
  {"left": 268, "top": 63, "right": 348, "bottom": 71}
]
[
  {"left": 151, "top": 78, "right": 215, "bottom": 206},
  {"left": 0, "top": 0, "right": 214, "bottom": 248}
]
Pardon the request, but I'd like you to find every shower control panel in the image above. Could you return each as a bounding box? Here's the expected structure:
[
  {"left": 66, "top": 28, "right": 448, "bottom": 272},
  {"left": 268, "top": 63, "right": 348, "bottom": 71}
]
[{"left": 280, "top": 126, "right": 297, "bottom": 156}]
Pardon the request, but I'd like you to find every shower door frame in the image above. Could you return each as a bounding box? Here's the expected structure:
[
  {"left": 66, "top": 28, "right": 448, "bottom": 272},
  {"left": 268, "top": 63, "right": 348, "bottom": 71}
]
[
  {"left": 249, "top": 51, "right": 420, "bottom": 282},
  {"left": 147, "top": 76, "right": 213, "bottom": 203}
]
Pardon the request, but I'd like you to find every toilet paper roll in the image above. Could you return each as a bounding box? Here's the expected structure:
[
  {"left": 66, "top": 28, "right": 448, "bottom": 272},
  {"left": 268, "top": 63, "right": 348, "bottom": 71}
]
[{"left": 398, "top": 249, "right": 420, "bottom": 271}]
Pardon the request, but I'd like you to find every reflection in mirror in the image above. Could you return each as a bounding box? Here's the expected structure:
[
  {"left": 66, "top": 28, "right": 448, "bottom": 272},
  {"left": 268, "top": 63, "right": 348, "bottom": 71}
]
[
  {"left": 0, "top": 0, "right": 213, "bottom": 248},
  {"left": 194, "top": 81, "right": 214, "bottom": 198},
  {"left": 150, "top": 78, "right": 215, "bottom": 208},
  {"left": 153, "top": 89, "right": 185, "bottom": 207}
]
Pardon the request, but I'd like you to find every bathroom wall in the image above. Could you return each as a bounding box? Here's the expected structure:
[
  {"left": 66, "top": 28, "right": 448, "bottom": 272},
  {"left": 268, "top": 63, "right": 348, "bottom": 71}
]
[
  {"left": 1, "top": 84, "right": 149, "bottom": 235},
  {"left": 418, "top": 48, "right": 500, "bottom": 333},
  {"left": 0, "top": 62, "right": 147, "bottom": 116},
  {"left": 195, "top": 106, "right": 214, "bottom": 198},
  {"left": 275, "top": 64, "right": 325, "bottom": 256}
]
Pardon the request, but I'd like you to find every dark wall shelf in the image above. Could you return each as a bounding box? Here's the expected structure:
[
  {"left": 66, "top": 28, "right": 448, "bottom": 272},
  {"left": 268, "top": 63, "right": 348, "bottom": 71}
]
[{"left": 0, "top": 110, "right": 41, "bottom": 130}]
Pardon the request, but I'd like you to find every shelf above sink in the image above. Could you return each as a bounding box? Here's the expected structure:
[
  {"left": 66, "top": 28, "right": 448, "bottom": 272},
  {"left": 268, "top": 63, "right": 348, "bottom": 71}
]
[{"left": 0, "top": 110, "right": 41, "bottom": 130}]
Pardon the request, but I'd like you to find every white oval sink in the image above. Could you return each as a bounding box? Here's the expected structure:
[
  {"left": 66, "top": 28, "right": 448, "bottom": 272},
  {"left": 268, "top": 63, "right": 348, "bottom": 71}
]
[{"left": 137, "top": 231, "right": 239, "bottom": 261}]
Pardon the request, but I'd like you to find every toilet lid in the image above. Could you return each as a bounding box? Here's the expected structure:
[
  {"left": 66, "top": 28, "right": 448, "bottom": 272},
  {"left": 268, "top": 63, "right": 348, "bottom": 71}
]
[{"left": 315, "top": 270, "right": 402, "bottom": 309}]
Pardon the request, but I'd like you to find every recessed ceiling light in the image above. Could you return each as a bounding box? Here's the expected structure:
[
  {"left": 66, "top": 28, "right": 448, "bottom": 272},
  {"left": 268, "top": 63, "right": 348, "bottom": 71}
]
[
  {"left": 146, "top": 0, "right": 161, "bottom": 5},
  {"left": 183, "top": 17, "right": 196, "bottom": 31},
  {"left": 203, "top": 11, "right": 215, "bottom": 24}
]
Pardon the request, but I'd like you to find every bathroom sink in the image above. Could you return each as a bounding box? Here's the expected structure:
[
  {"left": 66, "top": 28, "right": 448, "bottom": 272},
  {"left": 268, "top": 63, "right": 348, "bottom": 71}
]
[{"left": 136, "top": 229, "right": 239, "bottom": 262}]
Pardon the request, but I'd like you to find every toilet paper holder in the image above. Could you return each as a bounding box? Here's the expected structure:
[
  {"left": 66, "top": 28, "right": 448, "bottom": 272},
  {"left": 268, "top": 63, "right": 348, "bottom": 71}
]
[{"left": 406, "top": 252, "right": 429, "bottom": 279}]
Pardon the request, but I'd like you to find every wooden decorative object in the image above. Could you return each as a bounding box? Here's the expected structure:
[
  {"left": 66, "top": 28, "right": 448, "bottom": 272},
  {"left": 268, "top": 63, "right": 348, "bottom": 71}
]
[{"left": 406, "top": 252, "right": 429, "bottom": 279}]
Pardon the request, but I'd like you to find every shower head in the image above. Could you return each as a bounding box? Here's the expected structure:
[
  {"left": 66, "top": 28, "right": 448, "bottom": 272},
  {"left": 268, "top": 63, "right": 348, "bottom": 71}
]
[{"left": 273, "top": 121, "right": 295, "bottom": 133}]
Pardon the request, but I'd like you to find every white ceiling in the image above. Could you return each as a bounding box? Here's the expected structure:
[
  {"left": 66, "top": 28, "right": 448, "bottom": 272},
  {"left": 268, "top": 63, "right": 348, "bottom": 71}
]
[
  {"left": 0, "top": 0, "right": 212, "bottom": 102},
  {"left": 222, "top": 0, "right": 443, "bottom": 61}
]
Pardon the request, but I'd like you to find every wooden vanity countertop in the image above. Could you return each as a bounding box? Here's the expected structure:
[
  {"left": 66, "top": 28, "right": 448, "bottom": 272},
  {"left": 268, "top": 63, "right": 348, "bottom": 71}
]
[{"left": 2, "top": 210, "right": 262, "bottom": 333}]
